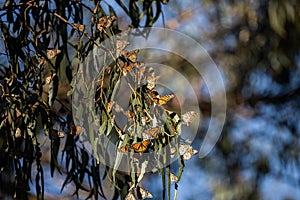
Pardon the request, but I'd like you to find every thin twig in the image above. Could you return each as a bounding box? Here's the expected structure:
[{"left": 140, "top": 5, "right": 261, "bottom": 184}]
[{"left": 53, "top": 12, "right": 91, "bottom": 40}]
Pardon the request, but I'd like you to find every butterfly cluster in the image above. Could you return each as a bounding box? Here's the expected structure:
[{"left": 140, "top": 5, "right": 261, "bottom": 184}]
[{"left": 93, "top": 42, "right": 199, "bottom": 199}]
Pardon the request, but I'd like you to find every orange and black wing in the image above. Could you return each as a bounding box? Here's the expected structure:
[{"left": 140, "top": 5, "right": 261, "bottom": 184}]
[
  {"left": 119, "top": 145, "right": 130, "bottom": 153},
  {"left": 131, "top": 139, "right": 151, "bottom": 153},
  {"left": 151, "top": 91, "right": 175, "bottom": 105}
]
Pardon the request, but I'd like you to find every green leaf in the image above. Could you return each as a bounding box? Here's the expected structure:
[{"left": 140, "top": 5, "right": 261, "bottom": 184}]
[
  {"left": 166, "top": 165, "right": 171, "bottom": 200},
  {"left": 268, "top": 1, "right": 286, "bottom": 37},
  {"left": 48, "top": 75, "right": 58, "bottom": 107},
  {"left": 50, "top": 138, "right": 62, "bottom": 176},
  {"left": 99, "top": 111, "right": 107, "bottom": 136},
  {"left": 137, "top": 160, "right": 148, "bottom": 183}
]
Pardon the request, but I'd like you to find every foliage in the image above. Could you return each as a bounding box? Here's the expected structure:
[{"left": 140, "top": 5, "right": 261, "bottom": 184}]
[{"left": 0, "top": 0, "right": 198, "bottom": 200}]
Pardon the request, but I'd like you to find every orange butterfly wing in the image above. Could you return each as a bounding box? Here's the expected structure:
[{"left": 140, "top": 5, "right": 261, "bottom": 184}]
[
  {"left": 122, "top": 62, "right": 134, "bottom": 71},
  {"left": 151, "top": 91, "right": 174, "bottom": 105},
  {"left": 158, "top": 94, "right": 175, "bottom": 105},
  {"left": 131, "top": 140, "right": 151, "bottom": 153},
  {"left": 71, "top": 125, "right": 84, "bottom": 136},
  {"left": 153, "top": 94, "right": 174, "bottom": 105},
  {"left": 126, "top": 49, "right": 139, "bottom": 63},
  {"left": 119, "top": 145, "right": 129, "bottom": 153},
  {"left": 106, "top": 101, "right": 115, "bottom": 113}
]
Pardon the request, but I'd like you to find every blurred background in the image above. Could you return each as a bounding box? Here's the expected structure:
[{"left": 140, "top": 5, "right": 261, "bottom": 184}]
[
  {"left": 1, "top": 0, "right": 300, "bottom": 199},
  {"left": 153, "top": 0, "right": 300, "bottom": 199}
]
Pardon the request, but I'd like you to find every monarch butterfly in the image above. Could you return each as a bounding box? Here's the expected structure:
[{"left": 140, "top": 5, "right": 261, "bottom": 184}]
[
  {"left": 125, "top": 192, "right": 136, "bottom": 200},
  {"left": 179, "top": 144, "right": 190, "bottom": 155},
  {"left": 179, "top": 144, "right": 198, "bottom": 160},
  {"left": 116, "top": 39, "right": 129, "bottom": 57},
  {"left": 187, "top": 148, "right": 198, "bottom": 155},
  {"left": 45, "top": 73, "right": 56, "bottom": 84},
  {"left": 119, "top": 145, "right": 129, "bottom": 153},
  {"left": 170, "top": 147, "right": 177, "bottom": 158},
  {"left": 71, "top": 125, "right": 84, "bottom": 136},
  {"left": 132, "top": 61, "right": 145, "bottom": 68},
  {"left": 141, "top": 116, "right": 148, "bottom": 126},
  {"left": 142, "top": 127, "right": 160, "bottom": 139},
  {"left": 106, "top": 101, "right": 115, "bottom": 113},
  {"left": 130, "top": 139, "right": 151, "bottom": 153},
  {"left": 15, "top": 127, "right": 21, "bottom": 138},
  {"left": 137, "top": 186, "right": 153, "bottom": 199},
  {"left": 181, "top": 111, "right": 198, "bottom": 126},
  {"left": 73, "top": 23, "right": 84, "bottom": 32},
  {"left": 97, "top": 16, "right": 107, "bottom": 27},
  {"left": 170, "top": 172, "right": 178, "bottom": 183},
  {"left": 122, "top": 62, "right": 144, "bottom": 73},
  {"left": 97, "top": 16, "right": 116, "bottom": 30},
  {"left": 151, "top": 91, "right": 175, "bottom": 105},
  {"left": 119, "top": 140, "right": 151, "bottom": 153},
  {"left": 183, "top": 152, "right": 192, "bottom": 160},
  {"left": 183, "top": 148, "right": 198, "bottom": 160},
  {"left": 57, "top": 131, "right": 65, "bottom": 138},
  {"left": 146, "top": 75, "right": 159, "bottom": 91},
  {"left": 125, "top": 49, "right": 139, "bottom": 63},
  {"left": 125, "top": 111, "right": 135, "bottom": 121},
  {"left": 123, "top": 62, "right": 134, "bottom": 71},
  {"left": 46, "top": 49, "right": 61, "bottom": 59}
]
